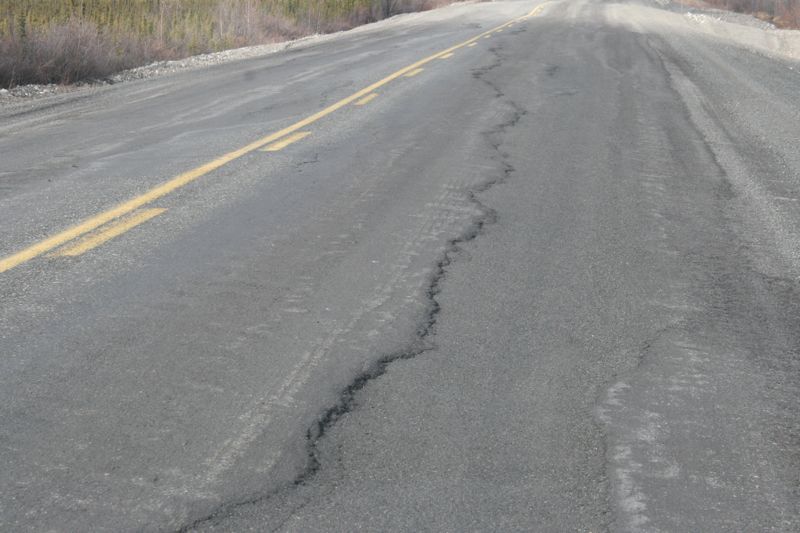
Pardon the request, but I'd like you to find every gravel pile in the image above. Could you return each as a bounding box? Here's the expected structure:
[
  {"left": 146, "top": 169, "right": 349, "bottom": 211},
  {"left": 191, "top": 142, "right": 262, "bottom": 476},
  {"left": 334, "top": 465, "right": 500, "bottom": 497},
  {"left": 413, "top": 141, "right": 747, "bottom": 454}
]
[
  {"left": 680, "top": 8, "right": 776, "bottom": 30},
  {"left": 641, "top": 0, "right": 777, "bottom": 29},
  {"left": 107, "top": 37, "right": 318, "bottom": 83},
  {"left": 0, "top": 83, "right": 77, "bottom": 100}
]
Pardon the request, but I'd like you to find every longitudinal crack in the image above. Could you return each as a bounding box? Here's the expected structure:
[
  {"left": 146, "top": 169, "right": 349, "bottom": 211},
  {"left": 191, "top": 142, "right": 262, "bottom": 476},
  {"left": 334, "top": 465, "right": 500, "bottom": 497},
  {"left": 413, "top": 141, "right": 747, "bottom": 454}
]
[{"left": 178, "top": 42, "right": 526, "bottom": 533}]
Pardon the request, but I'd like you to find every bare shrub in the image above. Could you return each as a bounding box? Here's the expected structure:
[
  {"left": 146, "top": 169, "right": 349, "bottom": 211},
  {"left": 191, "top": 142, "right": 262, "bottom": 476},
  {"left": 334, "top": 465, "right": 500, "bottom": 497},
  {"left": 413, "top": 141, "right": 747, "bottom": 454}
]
[
  {"left": 775, "top": 0, "right": 800, "bottom": 27},
  {"left": 214, "top": 0, "right": 305, "bottom": 47},
  {"left": 32, "top": 19, "right": 113, "bottom": 83},
  {"left": 0, "top": 18, "right": 129, "bottom": 86}
]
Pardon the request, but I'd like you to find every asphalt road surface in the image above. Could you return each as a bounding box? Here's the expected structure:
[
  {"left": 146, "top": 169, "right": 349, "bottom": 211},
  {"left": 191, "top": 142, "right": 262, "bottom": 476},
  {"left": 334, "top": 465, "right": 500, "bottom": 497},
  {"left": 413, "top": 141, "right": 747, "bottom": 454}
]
[{"left": 1, "top": 0, "right": 799, "bottom": 531}]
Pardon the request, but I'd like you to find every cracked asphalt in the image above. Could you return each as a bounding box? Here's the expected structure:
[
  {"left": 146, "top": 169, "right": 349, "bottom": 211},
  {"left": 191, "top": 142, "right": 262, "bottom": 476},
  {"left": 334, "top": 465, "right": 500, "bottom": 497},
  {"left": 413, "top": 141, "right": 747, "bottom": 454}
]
[{"left": 1, "top": 0, "right": 800, "bottom": 531}]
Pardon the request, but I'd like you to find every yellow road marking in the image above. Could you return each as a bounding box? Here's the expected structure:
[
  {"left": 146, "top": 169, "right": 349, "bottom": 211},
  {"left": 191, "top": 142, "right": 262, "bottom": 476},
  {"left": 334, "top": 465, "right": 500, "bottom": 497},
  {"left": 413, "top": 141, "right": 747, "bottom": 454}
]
[
  {"left": 404, "top": 67, "right": 425, "bottom": 78},
  {"left": 261, "top": 131, "right": 312, "bottom": 151},
  {"left": 52, "top": 208, "right": 166, "bottom": 257},
  {"left": 439, "top": 52, "right": 454, "bottom": 59},
  {"left": 527, "top": 3, "right": 547, "bottom": 16},
  {"left": 354, "top": 93, "right": 378, "bottom": 106},
  {"left": 468, "top": 42, "right": 477, "bottom": 47},
  {"left": 0, "top": 3, "right": 546, "bottom": 274},
  {"left": 484, "top": 34, "right": 492, "bottom": 39}
]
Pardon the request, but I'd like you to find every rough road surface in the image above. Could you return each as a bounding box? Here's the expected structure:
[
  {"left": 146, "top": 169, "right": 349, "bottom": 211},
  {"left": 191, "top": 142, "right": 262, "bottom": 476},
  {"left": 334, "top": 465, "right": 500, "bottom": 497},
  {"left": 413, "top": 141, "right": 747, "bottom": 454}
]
[{"left": 0, "top": 0, "right": 799, "bottom": 531}]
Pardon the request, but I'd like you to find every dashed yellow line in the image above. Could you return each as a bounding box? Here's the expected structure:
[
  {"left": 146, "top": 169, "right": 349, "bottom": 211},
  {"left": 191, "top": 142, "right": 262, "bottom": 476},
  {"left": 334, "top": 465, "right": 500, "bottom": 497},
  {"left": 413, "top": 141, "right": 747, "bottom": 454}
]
[
  {"left": 527, "top": 3, "right": 548, "bottom": 17},
  {"left": 0, "top": 3, "right": 547, "bottom": 274},
  {"left": 52, "top": 208, "right": 166, "bottom": 257},
  {"left": 468, "top": 42, "right": 477, "bottom": 47},
  {"left": 439, "top": 52, "right": 454, "bottom": 59},
  {"left": 404, "top": 67, "right": 425, "bottom": 78},
  {"left": 354, "top": 93, "right": 378, "bottom": 106},
  {"left": 261, "top": 131, "right": 312, "bottom": 151}
]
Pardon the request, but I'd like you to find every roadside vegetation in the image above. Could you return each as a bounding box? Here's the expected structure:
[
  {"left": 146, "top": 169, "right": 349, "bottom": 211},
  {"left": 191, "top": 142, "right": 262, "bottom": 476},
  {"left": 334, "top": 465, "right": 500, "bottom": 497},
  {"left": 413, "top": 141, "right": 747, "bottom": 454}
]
[
  {"left": 693, "top": 0, "right": 800, "bottom": 28},
  {"left": 0, "top": 0, "right": 451, "bottom": 88}
]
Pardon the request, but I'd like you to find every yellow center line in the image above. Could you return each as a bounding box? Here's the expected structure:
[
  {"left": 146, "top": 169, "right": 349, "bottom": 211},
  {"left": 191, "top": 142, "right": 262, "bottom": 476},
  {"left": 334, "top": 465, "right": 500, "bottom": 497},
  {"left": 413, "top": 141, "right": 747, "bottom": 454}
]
[
  {"left": 52, "top": 208, "right": 167, "bottom": 257},
  {"left": 468, "top": 42, "right": 478, "bottom": 47},
  {"left": 354, "top": 93, "right": 378, "bottom": 106},
  {"left": 261, "top": 131, "right": 312, "bottom": 151},
  {"left": 527, "top": 3, "right": 548, "bottom": 17},
  {"left": 404, "top": 67, "right": 425, "bottom": 78},
  {"left": 439, "top": 52, "right": 454, "bottom": 59},
  {"left": 0, "top": 3, "right": 545, "bottom": 274}
]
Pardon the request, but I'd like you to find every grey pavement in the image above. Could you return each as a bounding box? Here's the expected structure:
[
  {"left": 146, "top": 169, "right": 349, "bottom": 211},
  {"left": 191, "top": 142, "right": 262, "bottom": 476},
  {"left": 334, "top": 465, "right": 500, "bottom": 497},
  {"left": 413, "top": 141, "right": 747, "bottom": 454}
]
[{"left": 0, "top": 0, "right": 799, "bottom": 531}]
